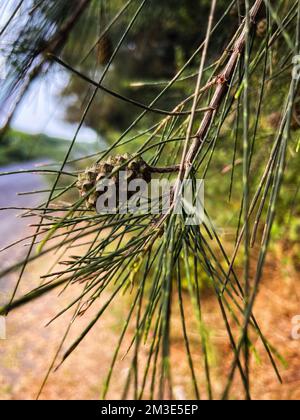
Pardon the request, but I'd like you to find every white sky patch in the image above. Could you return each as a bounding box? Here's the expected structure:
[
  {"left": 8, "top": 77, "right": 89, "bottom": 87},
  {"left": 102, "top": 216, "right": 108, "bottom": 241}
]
[
  {"left": 0, "top": 3, "right": 98, "bottom": 143},
  {"left": 12, "top": 74, "right": 98, "bottom": 142}
]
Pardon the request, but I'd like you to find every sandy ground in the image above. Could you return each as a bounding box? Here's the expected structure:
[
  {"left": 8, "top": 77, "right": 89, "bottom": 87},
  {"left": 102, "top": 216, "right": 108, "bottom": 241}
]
[
  {"left": 0, "top": 252, "right": 299, "bottom": 400},
  {"left": 0, "top": 165, "right": 299, "bottom": 400}
]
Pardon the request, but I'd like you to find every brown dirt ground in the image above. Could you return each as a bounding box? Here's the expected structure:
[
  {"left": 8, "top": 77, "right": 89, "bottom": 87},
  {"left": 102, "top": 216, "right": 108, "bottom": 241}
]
[{"left": 0, "top": 243, "right": 299, "bottom": 400}]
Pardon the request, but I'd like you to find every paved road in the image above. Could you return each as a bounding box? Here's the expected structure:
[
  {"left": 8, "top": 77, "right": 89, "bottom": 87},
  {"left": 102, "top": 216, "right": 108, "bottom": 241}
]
[{"left": 0, "top": 162, "right": 46, "bottom": 303}]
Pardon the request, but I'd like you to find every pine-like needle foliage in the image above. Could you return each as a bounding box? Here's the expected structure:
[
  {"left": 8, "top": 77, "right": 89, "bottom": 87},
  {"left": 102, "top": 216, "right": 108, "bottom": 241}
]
[{"left": 0, "top": 0, "right": 299, "bottom": 400}]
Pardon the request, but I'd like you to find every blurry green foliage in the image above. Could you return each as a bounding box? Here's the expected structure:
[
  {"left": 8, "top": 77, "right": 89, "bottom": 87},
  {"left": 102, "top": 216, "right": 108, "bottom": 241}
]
[
  {"left": 0, "top": 129, "right": 95, "bottom": 166},
  {"left": 60, "top": 0, "right": 237, "bottom": 135}
]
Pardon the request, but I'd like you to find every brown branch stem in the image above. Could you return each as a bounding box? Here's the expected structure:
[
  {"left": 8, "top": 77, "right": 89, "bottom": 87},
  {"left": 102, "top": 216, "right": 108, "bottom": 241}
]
[
  {"left": 149, "top": 0, "right": 264, "bottom": 237},
  {"left": 185, "top": 0, "right": 264, "bottom": 167},
  {"left": 149, "top": 165, "right": 180, "bottom": 174}
]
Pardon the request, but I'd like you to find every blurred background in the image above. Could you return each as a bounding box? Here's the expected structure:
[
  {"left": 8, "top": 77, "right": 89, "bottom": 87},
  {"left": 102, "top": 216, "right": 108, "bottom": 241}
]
[{"left": 0, "top": 0, "right": 299, "bottom": 400}]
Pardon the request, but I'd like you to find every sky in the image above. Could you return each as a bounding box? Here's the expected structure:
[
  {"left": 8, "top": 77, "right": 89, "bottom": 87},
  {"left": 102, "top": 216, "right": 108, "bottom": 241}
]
[
  {"left": 0, "top": 1, "right": 98, "bottom": 143},
  {"left": 11, "top": 74, "right": 98, "bottom": 142}
]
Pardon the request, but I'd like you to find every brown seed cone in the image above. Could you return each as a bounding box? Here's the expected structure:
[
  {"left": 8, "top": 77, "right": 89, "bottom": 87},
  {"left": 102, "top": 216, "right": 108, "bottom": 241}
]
[
  {"left": 97, "top": 34, "right": 113, "bottom": 66},
  {"left": 76, "top": 154, "right": 152, "bottom": 209},
  {"left": 268, "top": 96, "right": 300, "bottom": 132},
  {"left": 256, "top": 19, "right": 267, "bottom": 37}
]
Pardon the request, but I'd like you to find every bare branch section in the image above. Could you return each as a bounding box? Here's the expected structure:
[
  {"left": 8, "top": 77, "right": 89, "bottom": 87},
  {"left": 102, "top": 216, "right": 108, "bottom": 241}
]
[
  {"left": 151, "top": 0, "right": 265, "bottom": 234},
  {"left": 185, "top": 0, "right": 264, "bottom": 166}
]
